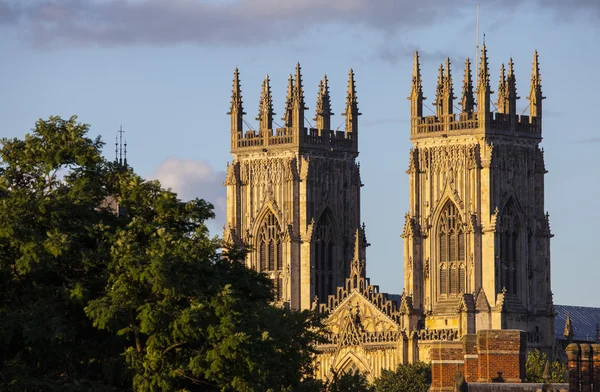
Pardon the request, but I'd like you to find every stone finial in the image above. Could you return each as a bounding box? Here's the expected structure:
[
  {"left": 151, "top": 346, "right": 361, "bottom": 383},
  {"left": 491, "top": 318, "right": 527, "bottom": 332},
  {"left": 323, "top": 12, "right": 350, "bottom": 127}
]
[
  {"left": 528, "top": 50, "right": 545, "bottom": 120},
  {"left": 564, "top": 313, "right": 574, "bottom": 341},
  {"left": 434, "top": 63, "right": 445, "bottom": 117},
  {"left": 292, "top": 63, "right": 307, "bottom": 129},
  {"left": 496, "top": 63, "right": 508, "bottom": 114},
  {"left": 476, "top": 44, "right": 492, "bottom": 115},
  {"left": 256, "top": 74, "right": 274, "bottom": 132},
  {"left": 443, "top": 57, "right": 455, "bottom": 115},
  {"left": 506, "top": 58, "right": 519, "bottom": 115},
  {"left": 350, "top": 227, "right": 367, "bottom": 278},
  {"left": 227, "top": 68, "right": 245, "bottom": 133},
  {"left": 314, "top": 75, "right": 333, "bottom": 130},
  {"left": 282, "top": 74, "right": 294, "bottom": 127},
  {"left": 343, "top": 68, "right": 361, "bottom": 134},
  {"left": 408, "top": 51, "right": 425, "bottom": 118},
  {"left": 461, "top": 57, "right": 475, "bottom": 113}
]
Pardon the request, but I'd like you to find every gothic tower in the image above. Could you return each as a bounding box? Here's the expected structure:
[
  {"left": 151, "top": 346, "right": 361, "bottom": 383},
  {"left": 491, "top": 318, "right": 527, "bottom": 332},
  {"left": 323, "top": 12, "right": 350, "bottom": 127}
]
[
  {"left": 403, "top": 48, "right": 554, "bottom": 353},
  {"left": 224, "top": 65, "right": 363, "bottom": 310}
]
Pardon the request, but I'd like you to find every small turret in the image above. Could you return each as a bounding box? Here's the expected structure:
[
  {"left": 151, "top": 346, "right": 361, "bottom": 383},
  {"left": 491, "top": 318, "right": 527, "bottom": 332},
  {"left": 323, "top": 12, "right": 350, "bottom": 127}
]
[
  {"left": 496, "top": 63, "right": 508, "bottom": 114},
  {"left": 461, "top": 58, "right": 475, "bottom": 113},
  {"left": 564, "top": 313, "right": 574, "bottom": 342},
  {"left": 528, "top": 51, "right": 545, "bottom": 126},
  {"left": 343, "top": 68, "right": 361, "bottom": 135},
  {"left": 476, "top": 44, "right": 492, "bottom": 118},
  {"left": 442, "top": 58, "right": 455, "bottom": 116},
  {"left": 282, "top": 74, "right": 293, "bottom": 128},
  {"left": 292, "top": 63, "right": 307, "bottom": 130},
  {"left": 227, "top": 68, "right": 245, "bottom": 134},
  {"left": 350, "top": 227, "right": 367, "bottom": 279},
  {"left": 256, "top": 75, "right": 274, "bottom": 133},
  {"left": 314, "top": 75, "right": 333, "bottom": 131},
  {"left": 434, "top": 64, "right": 444, "bottom": 117},
  {"left": 506, "top": 58, "right": 519, "bottom": 115},
  {"left": 408, "top": 52, "right": 425, "bottom": 118}
]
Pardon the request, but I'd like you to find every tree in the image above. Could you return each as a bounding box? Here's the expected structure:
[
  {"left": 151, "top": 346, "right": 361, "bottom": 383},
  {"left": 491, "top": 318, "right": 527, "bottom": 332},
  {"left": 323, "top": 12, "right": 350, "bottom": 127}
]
[
  {"left": 372, "top": 362, "right": 431, "bottom": 392},
  {"left": 525, "top": 349, "right": 567, "bottom": 383},
  {"left": 0, "top": 116, "right": 129, "bottom": 390},
  {"left": 325, "top": 370, "right": 373, "bottom": 392},
  {"left": 1, "top": 116, "right": 324, "bottom": 391}
]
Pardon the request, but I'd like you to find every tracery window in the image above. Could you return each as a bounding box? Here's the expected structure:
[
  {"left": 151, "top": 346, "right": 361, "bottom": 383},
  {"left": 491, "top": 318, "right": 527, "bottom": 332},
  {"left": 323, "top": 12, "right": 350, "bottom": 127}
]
[
  {"left": 437, "top": 202, "right": 466, "bottom": 296},
  {"left": 314, "top": 211, "right": 336, "bottom": 302},
  {"left": 257, "top": 211, "right": 284, "bottom": 301},
  {"left": 499, "top": 199, "right": 521, "bottom": 296}
]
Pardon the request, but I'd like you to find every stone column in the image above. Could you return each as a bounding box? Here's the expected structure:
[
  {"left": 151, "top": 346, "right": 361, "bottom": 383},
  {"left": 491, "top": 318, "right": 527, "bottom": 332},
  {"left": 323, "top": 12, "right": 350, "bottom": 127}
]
[
  {"left": 582, "top": 344, "right": 593, "bottom": 392},
  {"left": 591, "top": 343, "right": 600, "bottom": 392},
  {"left": 566, "top": 343, "right": 581, "bottom": 392}
]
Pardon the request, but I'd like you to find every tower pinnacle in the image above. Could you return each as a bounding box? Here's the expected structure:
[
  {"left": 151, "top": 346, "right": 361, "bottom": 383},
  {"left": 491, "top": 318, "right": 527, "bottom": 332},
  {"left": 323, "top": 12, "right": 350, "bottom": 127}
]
[
  {"left": 314, "top": 75, "right": 333, "bottom": 131},
  {"left": 497, "top": 63, "right": 508, "bottom": 114},
  {"left": 257, "top": 74, "right": 274, "bottom": 132},
  {"left": 292, "top": 63, "right": 307, "bottom": 129},
  {"left": 343, "top": 68, "right": 361, "bottom": 135},
  {"left": 476, "top": 44, "right": 492, "bottom": 116},
  {"left": 461, "top": 58, "right": 475, "bottom": 113},
  {"left": 408, "top": 51, "right": 424, "bottom": 118},
  {"left": 282, "top": 74, "right": 294, "bottom": 127},
  {"left": 506, "top": 58, "right": 519, "bottom": 115},
  {"left": 227, "top": 68, "right": 245, "bottom": 134},
  {"left": 528, "top": 50, "right": 544, "bottom": 123}
]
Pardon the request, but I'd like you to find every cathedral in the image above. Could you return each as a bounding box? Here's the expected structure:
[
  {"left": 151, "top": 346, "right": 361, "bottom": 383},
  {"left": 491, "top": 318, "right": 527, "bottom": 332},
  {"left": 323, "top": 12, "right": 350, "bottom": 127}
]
[{"left": 223, "top": 46, "right": 555, "bottom": 381}]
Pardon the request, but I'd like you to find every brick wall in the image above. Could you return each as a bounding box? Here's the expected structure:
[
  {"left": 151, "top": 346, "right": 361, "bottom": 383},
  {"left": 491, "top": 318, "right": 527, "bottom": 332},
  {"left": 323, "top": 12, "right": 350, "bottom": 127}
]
[
  {"left": 566, "top": 342, "right": 600, "bottom": 392},
  {"left": 430, "top": 329, "right": 527, "bottom": 391}
]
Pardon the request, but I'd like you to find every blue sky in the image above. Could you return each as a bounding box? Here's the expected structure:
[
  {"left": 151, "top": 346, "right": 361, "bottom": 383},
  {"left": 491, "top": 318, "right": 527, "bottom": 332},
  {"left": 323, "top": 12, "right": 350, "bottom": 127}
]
[{"left": 1, "top": 0, "right": 599, "bottom": 306}]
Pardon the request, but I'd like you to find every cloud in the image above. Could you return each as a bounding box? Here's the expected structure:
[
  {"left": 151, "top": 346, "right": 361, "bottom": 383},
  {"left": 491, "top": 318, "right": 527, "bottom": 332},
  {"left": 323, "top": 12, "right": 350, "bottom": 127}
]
[
  {"left": 153, "top": 157, "right": 226, "bottom": 234},
  {"left": 1, "top": 0, "right": 598, "bottom": 49}
]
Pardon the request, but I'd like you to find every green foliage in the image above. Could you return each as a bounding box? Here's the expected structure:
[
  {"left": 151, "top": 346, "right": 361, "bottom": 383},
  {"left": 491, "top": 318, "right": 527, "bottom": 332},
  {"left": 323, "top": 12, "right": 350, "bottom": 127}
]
[
  {"left": 0, "top": 116, "right": 324, "bottom": 392},
  {"left": 325, "top": 370, "right": 373, "bottom": 392},
  {"left": 525, "top": 349, "right": 567, "bottom": 383},
  {"left": 372, "top": 362, "right": 431, "bottom": 392}
]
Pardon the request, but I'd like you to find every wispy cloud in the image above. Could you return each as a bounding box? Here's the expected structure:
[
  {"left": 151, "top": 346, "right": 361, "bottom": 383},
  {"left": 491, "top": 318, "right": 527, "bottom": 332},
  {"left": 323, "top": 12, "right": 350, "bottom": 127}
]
[
  {"left": 153, "top": 158, "right": 226, "bottom": 234},
  {"left": 1, "top": 0, "right": 598, "bottom": 49}
]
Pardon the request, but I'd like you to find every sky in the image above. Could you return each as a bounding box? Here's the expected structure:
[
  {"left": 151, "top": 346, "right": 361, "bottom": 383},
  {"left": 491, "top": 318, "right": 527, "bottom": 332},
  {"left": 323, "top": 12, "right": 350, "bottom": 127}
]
[{"left": 1, "top": 0, "right": 599, "bottom": 307}]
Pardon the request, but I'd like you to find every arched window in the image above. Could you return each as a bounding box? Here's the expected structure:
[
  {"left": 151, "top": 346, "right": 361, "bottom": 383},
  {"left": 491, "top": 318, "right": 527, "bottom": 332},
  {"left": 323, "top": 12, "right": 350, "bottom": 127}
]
[
  {"left": 314, "top": 210, "right": 336, "bottom": 302},
  {"left": 437, "top": 202, "right": 466, "bottom": 296},
  {"left": 499, "top": 199, "right": 521, "bottom": 296},
  {"left": 256, "top": 211, "right": 285, "bottom": 301}
]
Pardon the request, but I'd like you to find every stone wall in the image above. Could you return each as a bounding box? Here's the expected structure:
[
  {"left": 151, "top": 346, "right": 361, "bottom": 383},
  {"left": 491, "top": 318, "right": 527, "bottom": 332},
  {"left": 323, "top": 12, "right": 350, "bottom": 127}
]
[{"left": 566, "top": 342, "right": 600, "bottom": 391}]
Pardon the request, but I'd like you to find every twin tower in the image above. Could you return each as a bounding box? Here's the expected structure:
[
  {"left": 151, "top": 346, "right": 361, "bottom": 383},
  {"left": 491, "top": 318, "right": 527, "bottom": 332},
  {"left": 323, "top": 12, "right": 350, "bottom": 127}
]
[{"left": 224, "top": 46, "right": 554, "bottom": 351}]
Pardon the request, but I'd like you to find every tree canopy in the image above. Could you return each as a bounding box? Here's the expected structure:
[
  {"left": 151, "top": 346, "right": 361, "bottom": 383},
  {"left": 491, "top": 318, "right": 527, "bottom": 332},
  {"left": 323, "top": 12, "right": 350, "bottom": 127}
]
[{"left": 0, "top": 116, "right": 322, "bottom": 391}]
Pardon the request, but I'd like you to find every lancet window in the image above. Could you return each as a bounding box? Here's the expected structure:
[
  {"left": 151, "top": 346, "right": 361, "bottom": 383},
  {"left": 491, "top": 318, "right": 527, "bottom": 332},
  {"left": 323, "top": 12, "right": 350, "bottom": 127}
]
[
  {"left": 257, "top": 211, "right": 284, "bottom": 301},
  {"left": 498, "top": 199, "right": 521, "bottom": 296},
  {"left": 314, "top": 211, "right": 336, "bottom": 302},
  {"left": 437, "top": 201, "right": 466, "bottom": 296}
]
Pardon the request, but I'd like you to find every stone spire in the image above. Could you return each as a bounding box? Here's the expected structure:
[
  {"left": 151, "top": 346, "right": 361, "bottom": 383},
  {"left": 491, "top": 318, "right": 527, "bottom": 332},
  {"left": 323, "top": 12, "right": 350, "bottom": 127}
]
[
  {"left": 496, "top": 63, "right": 508, "bottom": 114},
  {"left": 476, "top": 44, "right": 492, "bottom": 116},
  {"left": 461, "top": 57, "right": 475, "bottom": 113},
  {"left": 228, "top": 67, "right": 245, "bottom": 134},
  {"left": 350, "top": 227, "right": 367, "bottom": 278},
  {"left": 528, "top": 50, "right": 544, "bottom": 121},
  {"left": 282, "top": 74, "right": 293, "bottom": 127},
  {"left": 434, "top": 63, "right": 444, "bottom": 117},
  {"left": 256, "top": 74, "right": 274, "bottom": 132},
  {"left": 564, "top": 313, "right": 574, "bottom": 341},
  {"left": 442, "top": 58, "right": 455, "bottom": 115},
  {"left": 292, "top": 63, "right": 307, "bottom": 130},
  {"left": 506, "top": 58, "right": 519, "bottom": 115},
  {"left": 343, "top": 68, "right": 361, "bottom": 134},
  {"left": 408, "top": 51, "right": 424, "bottom": 118},
  {"left": 314, "top": 75, "right": 333, "bottom": 131}
]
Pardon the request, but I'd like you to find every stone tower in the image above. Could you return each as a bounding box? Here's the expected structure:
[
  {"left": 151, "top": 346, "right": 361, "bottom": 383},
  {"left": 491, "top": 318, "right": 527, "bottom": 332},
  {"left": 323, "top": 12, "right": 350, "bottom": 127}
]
[
  {"left": 402, "top": 47, "right": 554, "bottom": 353},
  {"left": 223, "top": 65, "right": 363, "bottom": 310}
]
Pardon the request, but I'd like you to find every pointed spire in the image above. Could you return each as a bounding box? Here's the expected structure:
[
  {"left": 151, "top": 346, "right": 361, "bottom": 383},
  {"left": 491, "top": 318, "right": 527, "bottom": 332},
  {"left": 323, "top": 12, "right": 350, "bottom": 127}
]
[
  {"left": 564, "top": 313, "right": 574, "bottom": 341},
  {"left": 461, "top": 57, "right": 475, "bottom": 113},
  {"left": 314, "top": 75, "right": 333, "bottom": 130},
  {"left": 443, "top": 58, "right": 455, "bottom": 115},
  {"left": 257, "top": 74, "right": 274, "bottom": 132},
  {"left": 282, "top": 74, "right": 294, "bottom": 127},
  {"left": 528, "top": 50, "right": 545, "bottom": 121},
  {"left": 497, "top": 63, "right": 508, "bottom": 114},
  {"left": 476, "top": 45, "right": 491, "bottom": 115},
  {"left": 350, "top": 227, "right": 366, "bottom": 278},
  {"left": 227, "top": 68, "right": 245, "bottom": 133},
  {"left": 434, "top": 63, "right": 444, "bottom": 117},
  {"left": 506, "top": 58, "right": 519, "bottom": 115},
  {"left": 292, "top": 63, "right": 307, "bottom": 129},
  {"left": 408, "top": 51, "right": 424, "bottom": 118},
  {"left": 343, "top": 68, "right": 361, "bottom": 135}
]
